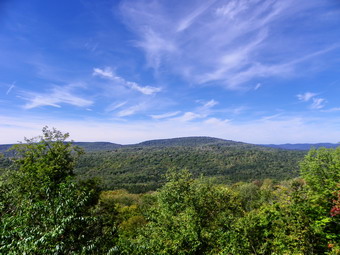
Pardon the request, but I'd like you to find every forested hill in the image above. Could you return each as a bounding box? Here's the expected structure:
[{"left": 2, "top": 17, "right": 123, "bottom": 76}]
[
  {"left": 74, "top": 142, "right": 306, "bottom": 193},
  {"left": 3, "top": 137, "right": 338, "bottom": 193},
  {"left": 73, "top": 142, "right": 122, "bottom": 151},
  {"left": 0, "top": 144, "right": 12, "bottom": 154},
  {"left": 1, "top": 136, "right": 338, "bottom": 152},
  {"left": 0, "top": 137, "right": 254, "bottom": 154},
  {"left": 133, "top": 136, "right": 247, "bottom": 148},
  {"left": 0, "top": 142, "right": 122, "bottom": 154}
]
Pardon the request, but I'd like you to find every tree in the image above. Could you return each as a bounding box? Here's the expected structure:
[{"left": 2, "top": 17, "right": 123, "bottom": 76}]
[
  {"left": 299, "top": 147, "right": 340, "bottom": 253},
  {"left": 120, "top": 169, "right": 242, "bottom": 254},
  {"left": 0, "top": 127, "right": 116, "bottom": 254},
  {"left": 10, "top": 126, "right": 83, "bottom": 198}
]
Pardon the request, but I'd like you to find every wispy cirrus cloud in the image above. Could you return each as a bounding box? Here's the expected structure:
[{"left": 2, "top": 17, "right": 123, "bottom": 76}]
[
  {"left": 296, "top": 91, "right": 326, "bottom": 110},
  {"left": 93, "top": 67, "right": 162, "bottom": 95},
  {"left": 150, "top": 111, "right": 181, "bottom": 120},
  {"left": 311, "top": 98, "right": 326, "bottom": 110},
  {"left": 321, "top": 107, "right": 340, "bottom": 113},
  {"left": 297, "top": 92, "right": 318, "bottom": 102},
  {"left": 174, "top": 112, "right": 202, "bottom": 122},
  {"left": 93, "top": 67, "right": 113, "bottom": 78},
  {"left": 105, "top": 101, "right": 127, "bottom": 112},
  {"left": 254, "top": 83, "right": 262, "bottom": 90},
  {"left": 172, "top": 99, "right": 219, "bottom": 122},
  {"left": 176, "top": 0, "right": 217, "bottom": 32},
  {"left": 6, "top": 82, "right": 15, "bottom": 95},
  {"left": 116, "top": 103, "right": 147, "bottom": 117},
  {"left": 21, "top": 84, "right": 92, "bottom": 109},
  {"left": 120, "top": 0, "right": 335, "bottom": 89}
]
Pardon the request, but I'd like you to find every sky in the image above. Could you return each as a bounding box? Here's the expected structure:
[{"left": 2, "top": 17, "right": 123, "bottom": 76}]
[{"left": 0, "top": 0, "right": 340, "bottom": 144}]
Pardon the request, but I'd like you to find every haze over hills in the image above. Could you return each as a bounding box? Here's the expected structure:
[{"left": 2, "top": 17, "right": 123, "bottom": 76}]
[
  {"left": 0, "top": 136, "right": 339, "bottom": 153},
  {"left": 261, "top": 143, "right": 340, "bottom": 150}
]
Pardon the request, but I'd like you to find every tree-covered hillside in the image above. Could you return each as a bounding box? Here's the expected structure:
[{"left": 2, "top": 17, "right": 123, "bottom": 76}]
[
  {"left": 1, "top": 137, "right": 306, "bottom": 193},
  {"left": 133, "top": 136, "right": 244, "bottom": 147},
  {"left": 75, "top": 142, "right": 306, "bottom": 193}
]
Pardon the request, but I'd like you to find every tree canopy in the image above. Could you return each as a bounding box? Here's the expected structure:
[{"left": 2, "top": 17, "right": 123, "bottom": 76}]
[{"left": 0, "top": 127, "right": 116, "bottom": 254}]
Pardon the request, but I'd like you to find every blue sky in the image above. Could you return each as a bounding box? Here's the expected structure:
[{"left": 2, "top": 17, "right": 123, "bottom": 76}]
[{"left": 1, "top": 0, "right": 340, "bottom": 144}]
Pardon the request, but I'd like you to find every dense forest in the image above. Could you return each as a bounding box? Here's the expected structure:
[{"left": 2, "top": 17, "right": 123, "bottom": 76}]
[
  {"left": 1, "top": 137, "right": 306, "bottom": 193},
  {"left": 75, "top": 142, "right": 305, "bottom": 193},
  {"left": 0, "top": 128, "right": 339, "bottom": 254}
]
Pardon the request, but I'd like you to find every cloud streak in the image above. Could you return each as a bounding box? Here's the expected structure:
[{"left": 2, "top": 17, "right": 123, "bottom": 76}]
[
  {"left": 116, "top": 103, "right": 147, "bottom": 117},
  {"left": 120, "top": 0, "right": 335, "bottom": 89},
  {"left": 93, "top": 67, "right": 162, "bottom": 95},
  {"left": 171, "top": 99, "right": 219, "bottom": 122},
  {"left": 21, "top": 85, "right": 93, "bottom": 109},
  {"left": 6, "top": 82, "right": 15, "bottom": 95},
  {"left": 311, "top": 98, "right": 326, "bottom": 110},
  {"left": 150, "top": 111, "right": 181, "bottom": 119}
]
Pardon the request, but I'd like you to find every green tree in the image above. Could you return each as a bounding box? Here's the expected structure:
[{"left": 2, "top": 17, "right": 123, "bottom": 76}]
[
  {"left": 10, "top": 126, "right": 83, "bottom": 198},
  {"left": 0, "top": 127, "right": 116, "bottom": 254},
  {"left": 299, "top": 147, "right": 340, "bottom": 253},
  {"left": 120, "top": 169, "right": 242, "bottom": 254}
]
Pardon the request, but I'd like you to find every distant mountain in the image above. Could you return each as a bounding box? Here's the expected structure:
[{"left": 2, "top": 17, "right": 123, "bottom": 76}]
[
  {"left": 0, "top": 144, "right": 14, "bottom": 156},
  {"left": 0, "top": 137, "right": 313, "bottom": 193},
  {"left": 262, "top": 143, "right": 339, "bottom": 150},
  {"left": 0, "top": 142, "right": 122, "bottom": 154},
  {"left": 73, "top": 142, "right": 122, "bottom": 151},
  {"left": 1, "top": 138, "right": 339, "bottom": 152},
  {"left": 133, "top": 136, "right": 246, "bottom": 148},
  {"left": 74, "top": 141, "right": 306, "bottom": 193},
  {"left": 0, "top": 144, "right": 12, "bottom": 152}
]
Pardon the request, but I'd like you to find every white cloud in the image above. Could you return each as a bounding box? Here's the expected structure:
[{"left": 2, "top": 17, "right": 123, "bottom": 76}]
[
  {"left": 172, "top": 112, "right": 203, "bottom": 122},
  {"left": 170, "top": 99, "right": 219, "bottom": 122},
  {"left": 93, "top": 67, "right": 162, "bottom": 95},
  {"left": 6, "top": 82, "right": 15, "bottom": 95},
  {"left": 116, "top": 103, "right": 146, "bottom": 117},
  {"left": 204, "top": 117, "right": 230, "bottom": 125},
  {"left": 321, "top": 107, "right": 340, "bottom": 112},
  {"left": 22, "top": 85, "right": 93, "bottom": 109},
  {"left": 136, "top": 29, "right": 177, "bottom": 69},
  {"left": 297, "top": 92, "right": 317, "bottom": 102},
  {"left": 197, "top": 99, "right": 219, "bottom": 116},
  {"left": 177, "top": 0, "right": 216, "bottom": 32},
  {"left": 93, "top": 67, "right": 113, "bottom": 78},
  {"left": 150, "top": 111, "right": 181, "bottom": 119},
  {"left": 296, "top": 92, "right": 326, "bottom": 110},
  {"left": 127, "top": 81, "right": 162, "bottom": 95},
  {"left": 254, "top": 83, "right": 262, "bottom": 90},
  {"left": 311, "top": 97, "right": 326, "bottom": 109},
  {"left": 202, "top": 99, "right": 218, "bottom": 109},
  {"left": 215, "top": 0, "right": 248, "bottom": 19},
  {"left": 106, "top": 101, "right": 127, "bottom": 112},
  {"left": 120, "top": 0, "right": 335, "bottom": 89}
]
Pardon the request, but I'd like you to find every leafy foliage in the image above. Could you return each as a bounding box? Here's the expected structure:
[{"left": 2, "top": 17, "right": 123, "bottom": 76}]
[
  {"left": 0, "top": 127, "right": 116, "bottom": 254},
  {"left": 114, "top": 146, "right": 339, "bottom": 254},
  {"left": 118, "top": 169, "right": 242, "bottom": 254},
  {"left": 1, "top": 129, "right": 339, "bottom": 254},
  {"left": 75, "top": 144, "right": 305, "bottom": 193},
  {"left": 298, "top": 147, "right": 340, "bottom": 252}
]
